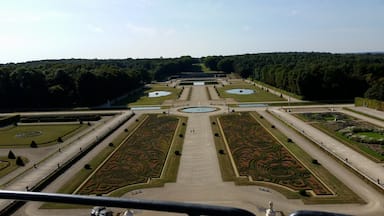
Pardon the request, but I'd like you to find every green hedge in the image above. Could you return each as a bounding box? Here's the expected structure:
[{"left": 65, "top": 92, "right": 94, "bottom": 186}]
[
  {"left": 0, "top": 115, "right": 20, "bottom": 127},
  {"left": 355, "top": 97, "right": 384, "bottom": 111},
  {"left": 20, "top": 115, "right": 101, "bottom": 123}
]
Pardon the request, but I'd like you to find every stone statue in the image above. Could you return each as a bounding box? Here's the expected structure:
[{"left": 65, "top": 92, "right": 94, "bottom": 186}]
[{"left": 265, "top": 201, "right": 276, "bottom": 216}]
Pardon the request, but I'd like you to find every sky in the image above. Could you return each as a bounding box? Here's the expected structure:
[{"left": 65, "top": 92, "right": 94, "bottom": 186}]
[{"left": 1, "top": 0, "right": 384, "bottom": 63}]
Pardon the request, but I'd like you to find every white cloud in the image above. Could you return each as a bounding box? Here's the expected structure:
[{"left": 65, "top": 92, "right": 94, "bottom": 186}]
[{"left": 87, "top": 24, "right": 104, "bottom": 33}]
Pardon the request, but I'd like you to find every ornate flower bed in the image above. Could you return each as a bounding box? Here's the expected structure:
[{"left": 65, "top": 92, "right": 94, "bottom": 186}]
[
  {"left": 78, "top": 114, "right": 179, "bottom": 195},
  {"left": 219, "top": 113, "right": 331, "bottom": 195},
  {"left": 298, "top": 112, "right": 384, "bottom": 160}
]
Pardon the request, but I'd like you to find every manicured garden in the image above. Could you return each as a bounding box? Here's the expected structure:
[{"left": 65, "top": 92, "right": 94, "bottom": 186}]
[
  {"left": 0, "top": 124, "right": 88, "bottom": 147},
  {"left": 0, "top": 155, "right": 28, "bottom": 177},
  {"left": 216, "top": 112, "right": 330, "bottom": 195},
  {"left": 114, "top": 85, "right": 182, "bottom": 106},
  {"left": 76, "top": 114, "right": 182, "bottom": 195},
  {"left": 297, "top": 112, "right": 384, "bottom": 161},
  {"left": 216, "top": 83, "right": 286, "bottom": 102},
  {"left": 211, "top": 112, "right": 363, "bottom": 203}
]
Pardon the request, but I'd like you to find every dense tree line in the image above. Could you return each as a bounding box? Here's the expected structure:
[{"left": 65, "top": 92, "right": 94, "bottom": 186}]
[
  {"left": 203, "top": 53, "right": 384, "bottom": 101},
  {"left": 0, "top": 56, "right": 198, "bottom": 109}
]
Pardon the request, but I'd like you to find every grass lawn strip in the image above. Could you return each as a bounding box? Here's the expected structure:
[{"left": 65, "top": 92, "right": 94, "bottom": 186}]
[
  {"left": 0, "top": 124, "right": 87, "bottom": 147},
  {"left": 115, "top": 85, "right": 182, "bottom": 106},
  {"left": 217, "top": 84, "right": 286, "bottom": 102},
  {"left": 0, "top": 156, "right": 29, "bottom": 179},
  {"left": 75, "top": 114, "right": 180, "bottom": 195},
  {"left": 73, "top": 115, "right": 149, "bottom": 195},
  {"left": 210, "top": 116, "right": 236, "bottom": 182},
  {"left": 216, "top": 117, "right": 241, "bottom": 178},
  {"left": 251, "top": 79, "right": 303, "bottom": 100}
]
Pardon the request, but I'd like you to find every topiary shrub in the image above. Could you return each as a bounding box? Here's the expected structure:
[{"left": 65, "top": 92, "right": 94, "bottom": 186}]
[
  {"left": 8, "top": 150, "right": 16, "bottom": 159},
  {"left": 312, "top": 159, "right": 320, "bottom": 165},
  {"left": 30, "top": 141, "right": 38, "bottom": 148},
  {"left": 84, "top": 164, "right": 91, "bottom": 170},
  {"left": 124, "top": 128, "right": 128, "bottom": 132},
  {"left": 175, "top": 150, "right": 181, "bottom": 156},
  {"left": 16, "top": 156, "right": 25, "bottom": 166},
  {"left": 182, "top": 122, "right": 186, "bottom": 126},
  {"left": 179, "top": 134, "right": 184, "bottom": 138},
  {"left": 109, "top": 142, "right": 114, "bottom": 147},
  {"left": 287, "top": 138, "right": 293, "bottom": 143},
  {"left": 271, "top": 125, "right": 275, "bottom": 129},
  {"left": 218, "top": 149, "right": 225, "bottom": 154},
  {"left": 57, "top": 137, "right": 63, "bottom": 143},
  {"left": 214, "top": 133, "right": 220, "bottom": 137},
  {"left": 299, "top": 189, "right": 308, "bottom": 196},
  {"left": 212, "top": 122, "right": 216, "bottom": 125}
]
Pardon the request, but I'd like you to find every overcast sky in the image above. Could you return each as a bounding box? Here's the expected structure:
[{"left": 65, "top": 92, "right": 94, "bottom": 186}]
[{"left": 1, "top": 0, "right": 384, "bottom": 63}]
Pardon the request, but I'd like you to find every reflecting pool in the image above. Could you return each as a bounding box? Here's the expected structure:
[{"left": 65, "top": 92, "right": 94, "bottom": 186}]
[
  {"left": 148, "top": 91, "right": 171, "bottom": 97},
  {"left": 225, "top": 89, "right": 254, "bottom": 95},
  {"left": 180, "top": 107, "right": 218, "bottom": 113}
]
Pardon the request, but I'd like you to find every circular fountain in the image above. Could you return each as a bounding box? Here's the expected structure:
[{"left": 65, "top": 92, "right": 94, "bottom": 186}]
[
  {"left": 179, "top": 107, "right": 218, "bottom": 113},
  {"left": 225, "top": 88, "right": 254, "bottom": 95}
]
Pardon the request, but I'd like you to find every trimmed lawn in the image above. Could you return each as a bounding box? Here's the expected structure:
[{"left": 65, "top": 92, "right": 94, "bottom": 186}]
[
  {"left": 252, "top": 80, "right": 303, "bottom": 100},
  {"left": 0, "top": 156, "right": 29, "bottom": 178},
  {"left": 0, "top": 124, "right": 87, "bottom": 147},
  {"left": 217, "top": 84, "right": 286, "bottom": 102},
  {"left": 114, "top": 85, "right": 182, "bottom": 106}
]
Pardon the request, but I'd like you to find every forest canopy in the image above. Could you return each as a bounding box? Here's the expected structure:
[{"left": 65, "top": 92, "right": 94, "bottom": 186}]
[
  {"left": 203, "top": 53, "right": 384, "bottom": 101},
  {"left": 0, "top": 56, "right": 198, "bottom": 109},
  {"left": 0, "top": 53, "right": 383, "bottom": 110}
]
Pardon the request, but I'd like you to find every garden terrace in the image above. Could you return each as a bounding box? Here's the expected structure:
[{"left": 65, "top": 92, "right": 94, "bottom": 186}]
[
  {"left": 216, "top": 84, "right": 286, "bottom": 102},
  {"left": 77, "top": 114, "right": 181, "bottom": 195},
  {"left": 297, "top": 112, "right": 384, "bottom": 161},
  {"left": 216, "top": 112, "right": 331, "bottom": 195},
  {"left": 113, "top": 85, "right": 182, "bottom": 106},
  {"left": 0, "top": 124, "right": 88, "bottom": 147}
]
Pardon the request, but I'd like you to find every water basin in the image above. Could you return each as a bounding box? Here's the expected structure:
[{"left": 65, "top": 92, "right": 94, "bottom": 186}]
[
  {"left": 226, "top": 89, "right": 254, "bottom": 95},
  {"left": 131, "top": 106, "right": 161, "bottom": 111},
  {"left": 180, "top": 107, "right": 218, "bottom": 113},
  {"left": 238, "top": 103, "right": 268, "bottom": 107},
  {"left": 148, "top": 91, "right": 171, "bottom": 98}
]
